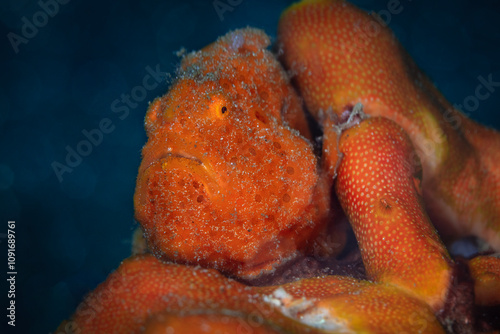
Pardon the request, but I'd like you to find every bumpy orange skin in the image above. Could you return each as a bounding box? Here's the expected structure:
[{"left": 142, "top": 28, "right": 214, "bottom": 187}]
[
  {"left": 278, "top": 0, "right": 500, "bottom": 250},
  {"left": 261, "top": 275, "right": 445, "bottom": 334},
  {"left": 142, "top": 313, "right": 286, "bottom": 334},
  {"left": 289, "top": 282, "right": 445, "bottom": 333},
  {"left": 333, "top": 116, "right": 452, "bottom": 310},
  {"left": 57, "top": 255, "right": 445, "bottom": 334},
  {"left": 134, "top": 28, "right": 344, "bottom": 278},
  {"left": 468, "top": 255, "right": 500, "bottom": 306},
  {"left": 55, "top": 255, "right": 294, "bottom": 334}
]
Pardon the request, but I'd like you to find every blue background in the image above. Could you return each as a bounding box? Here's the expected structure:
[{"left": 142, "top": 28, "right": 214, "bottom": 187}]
[{"left": 0, "top": 0, "right": 499, "bottom": 333}]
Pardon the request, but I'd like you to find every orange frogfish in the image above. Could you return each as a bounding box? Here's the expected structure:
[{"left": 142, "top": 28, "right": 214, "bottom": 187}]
[{"left": 134, "top": 28, "right": 345, "bottom": 279}]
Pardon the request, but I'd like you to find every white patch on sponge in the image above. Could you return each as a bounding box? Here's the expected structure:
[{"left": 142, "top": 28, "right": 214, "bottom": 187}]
[{"left": 263, "top": 287, "right": 354, "bottom": 332}]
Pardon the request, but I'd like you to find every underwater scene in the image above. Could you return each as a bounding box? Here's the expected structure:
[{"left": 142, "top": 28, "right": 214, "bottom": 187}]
[{"left": 1, "top": 0, "right": 500, "bottom": 333}]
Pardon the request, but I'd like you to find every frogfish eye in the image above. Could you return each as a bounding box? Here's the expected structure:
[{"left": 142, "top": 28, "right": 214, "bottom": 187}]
[{"left": 209, "top": 96, "right": 230, "bottom": 119}]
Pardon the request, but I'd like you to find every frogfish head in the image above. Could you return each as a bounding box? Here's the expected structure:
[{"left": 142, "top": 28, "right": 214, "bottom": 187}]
[{"left": 134, "top": 28, "right": 339, "bottom": 278}]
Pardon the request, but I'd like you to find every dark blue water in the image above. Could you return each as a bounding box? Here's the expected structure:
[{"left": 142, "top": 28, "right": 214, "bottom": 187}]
[{"left": 0, "top": 0, "right": 499, "bottom": 333}]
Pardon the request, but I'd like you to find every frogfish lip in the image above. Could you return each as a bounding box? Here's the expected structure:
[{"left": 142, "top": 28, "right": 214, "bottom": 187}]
[
  {"left": 142, "top": 152, "right": 203, "bottom": 173},
  {"left": 136, "top": 150, "right": 224, "bottom": 207}
]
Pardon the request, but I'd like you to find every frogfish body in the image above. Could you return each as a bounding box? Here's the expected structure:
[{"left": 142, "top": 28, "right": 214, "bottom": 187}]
[{"left": 134, "top": 28, "right": 343, "bottom": 278}]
